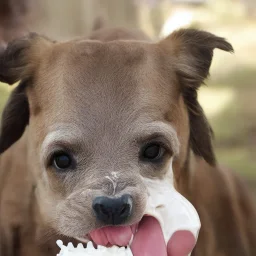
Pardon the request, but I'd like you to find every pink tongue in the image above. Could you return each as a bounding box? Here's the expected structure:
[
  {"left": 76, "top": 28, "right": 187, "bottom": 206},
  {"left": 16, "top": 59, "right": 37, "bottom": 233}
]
[
  {"left": 131, "top": 216, "right": 167, "bottom": 256},
  {"left": 90, "top": 226, "right": 133, "bottom": 247},
  {"left": 89, "top": 217, "right": 166, "bottom": 256},
  {"left": 89, "top": 217, "right": 196, "bottom": 256}
]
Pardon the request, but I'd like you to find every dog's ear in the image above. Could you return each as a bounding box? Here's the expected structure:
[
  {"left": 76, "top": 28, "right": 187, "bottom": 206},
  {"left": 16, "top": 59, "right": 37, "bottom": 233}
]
[
  {"left": 0, "top": 32, "right": 51, "bottom": 85},
  {"left": 0, "top": 82, "right": 29, "bottom": 153},
  {"left": 183, "top": 87, "right": 216, "bottom": 165},
  {"left": 160, "top": 28, "right": 234, "bottom": 89},
  {"left": 160, "top": 29, "right": 234, "bottom": 165},
  {"left": 0, "top": 33, "right": 52, "bottom": 153}
]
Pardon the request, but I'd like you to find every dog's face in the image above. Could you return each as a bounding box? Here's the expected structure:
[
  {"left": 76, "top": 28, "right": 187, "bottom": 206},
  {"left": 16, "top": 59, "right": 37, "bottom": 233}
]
[{"left": 0, "top": 29, "right": 233, "bottom": 244}]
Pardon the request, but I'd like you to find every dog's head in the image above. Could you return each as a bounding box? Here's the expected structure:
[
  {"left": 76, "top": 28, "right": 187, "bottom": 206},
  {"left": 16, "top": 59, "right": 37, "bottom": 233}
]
[{"left": 0, "top": 28, "right": 233, "bottom": 247}]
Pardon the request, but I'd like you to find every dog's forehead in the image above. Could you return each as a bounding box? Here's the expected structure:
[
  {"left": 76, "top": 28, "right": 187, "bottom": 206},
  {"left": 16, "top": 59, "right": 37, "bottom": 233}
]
[
  {"left": 35, "top": 40, "right": 175, "bottom": 112},
  {"left": 30, "top": 39, "right": 180, "bottom": 145},
  {"left": 64, "top": 40, "right": 150, "bottom": 103},
  {"left": 62, "top": 39, "right": 159, "bottom": 94},
  {"left": 67, "top": 39, "right": 148, "bottom": 65}
]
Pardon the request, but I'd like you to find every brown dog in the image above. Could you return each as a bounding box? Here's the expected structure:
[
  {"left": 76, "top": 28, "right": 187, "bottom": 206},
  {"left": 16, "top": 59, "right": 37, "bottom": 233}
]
[{"left": 0, "top": 24, "right": 256, "bottom": 256}]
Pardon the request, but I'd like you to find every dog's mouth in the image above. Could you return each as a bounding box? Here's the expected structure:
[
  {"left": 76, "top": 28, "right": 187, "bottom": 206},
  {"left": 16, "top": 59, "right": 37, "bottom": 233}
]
[{"left": 76, "top": 216, "right": 167, "bottom": 256}]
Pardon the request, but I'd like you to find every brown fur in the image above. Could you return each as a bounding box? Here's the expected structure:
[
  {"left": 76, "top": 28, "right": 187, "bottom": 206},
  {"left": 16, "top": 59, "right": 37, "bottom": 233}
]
[{"left": 0, "top": 24, "right": 256, "bottom": 256}]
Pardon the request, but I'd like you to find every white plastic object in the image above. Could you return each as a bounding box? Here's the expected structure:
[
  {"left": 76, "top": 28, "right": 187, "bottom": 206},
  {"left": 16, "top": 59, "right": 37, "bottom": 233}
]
[
  {"left": 144, "top": 176, "right": 201, "bottom": 243},
  {"left": 56, "top": 240, "right": 133, "bottom": 256},
  {"left": 142, "top": 158, "right": 201, "bottom": 256}
]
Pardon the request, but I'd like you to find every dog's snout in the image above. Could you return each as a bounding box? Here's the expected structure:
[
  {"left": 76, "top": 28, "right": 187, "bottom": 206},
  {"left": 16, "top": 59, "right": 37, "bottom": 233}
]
[{"left": 92, "top": 194, "right": 132, "bottom": 225}]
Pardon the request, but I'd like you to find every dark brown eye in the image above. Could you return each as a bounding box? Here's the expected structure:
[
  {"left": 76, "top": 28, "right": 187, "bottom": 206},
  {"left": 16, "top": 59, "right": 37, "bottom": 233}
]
[
  {"left": 141, "top": 143, "right": 166, "bottom": 162},
  {"left": 52, "top": 152, "right": 72, "bottom": 170}
]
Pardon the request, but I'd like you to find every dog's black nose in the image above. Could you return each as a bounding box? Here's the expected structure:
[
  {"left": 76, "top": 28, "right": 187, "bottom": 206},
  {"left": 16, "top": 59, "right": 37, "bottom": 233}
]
[{"left": 92, "top": 194, "right": 133, "bottom": 225}]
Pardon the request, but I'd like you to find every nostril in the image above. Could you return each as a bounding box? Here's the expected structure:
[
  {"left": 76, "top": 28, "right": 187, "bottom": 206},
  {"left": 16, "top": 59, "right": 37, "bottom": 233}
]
[
  {"left": 93, "top": 201, "right": 108, "bottom": 216},
  {"left": 120, "top": 205, "right": 128, "bottom": 215},
  {"left": 119, "top": 204, "right": 130, "bottom": 217},
  {"left": 92, "top": 198, "right": 107, "bottom": 216},
  {"left": 99, "top": 204, "right": 109, "bottom": 216},
  {"left": 120, "top": 194, "right": 133, "bottom": 214}
]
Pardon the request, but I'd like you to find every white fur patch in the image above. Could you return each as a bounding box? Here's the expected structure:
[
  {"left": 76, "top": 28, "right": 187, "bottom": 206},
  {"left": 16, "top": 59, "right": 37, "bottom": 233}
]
[
  {"left": 41, "top": 127, "right": 81, "bottom": 160},
  {"left": 105, "top": 176, "right": 118, "bottom": 195}
]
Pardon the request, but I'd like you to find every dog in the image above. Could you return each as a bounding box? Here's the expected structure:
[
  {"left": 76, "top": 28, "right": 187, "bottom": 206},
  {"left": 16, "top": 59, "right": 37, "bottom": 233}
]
[{"left": 0, "top": 23, "right": 256, "bottom": 256}]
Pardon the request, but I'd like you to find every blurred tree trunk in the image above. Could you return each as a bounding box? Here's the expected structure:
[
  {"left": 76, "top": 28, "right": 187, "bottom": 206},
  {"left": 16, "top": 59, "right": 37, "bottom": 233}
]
[
  {"left": 234, "top": 0, "right": 256, "bottom": 18},
  {"left": 32, "top": 0, "right": 90, "bottom": 40},
  {"left": 0, "top": 0, "right": 36, "bottom": 43},
  {"left": 98, "top": 0, "right": 139, "bottom": 29},
  {"left": 241, "top": 0, "right": 256, "bottom": 18},
  {"left": 31, "top": 0, "right": 139, "bottom": 40}
]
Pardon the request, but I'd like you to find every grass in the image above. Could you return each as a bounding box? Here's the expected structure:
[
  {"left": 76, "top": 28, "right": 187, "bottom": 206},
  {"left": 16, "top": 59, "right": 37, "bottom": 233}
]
[{"left": 0, "top": 83, "right": 10, "bottom": 112}]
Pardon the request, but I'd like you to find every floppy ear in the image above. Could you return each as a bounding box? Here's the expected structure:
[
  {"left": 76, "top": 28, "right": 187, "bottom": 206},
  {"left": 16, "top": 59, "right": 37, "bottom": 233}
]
[
  {"left": 161, "top": 29, "right": 234, "bottom": 165},
  {"left": 0, "top": 32, "right": 44, "bottom": 84},
  {"left": 0, "top": 33, "right": 52, "bottom": 153},
  {"left": 0, "top": 82, "right": 29, "bottom": 153}
]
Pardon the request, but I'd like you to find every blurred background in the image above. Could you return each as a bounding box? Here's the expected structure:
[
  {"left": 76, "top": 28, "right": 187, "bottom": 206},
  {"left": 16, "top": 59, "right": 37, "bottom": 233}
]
[{"left": 0, "top": 0, "right": 255, "bottom": 192}]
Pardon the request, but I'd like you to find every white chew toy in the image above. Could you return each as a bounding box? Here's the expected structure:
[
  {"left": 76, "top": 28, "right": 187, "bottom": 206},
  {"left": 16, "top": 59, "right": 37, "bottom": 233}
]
[
  {"left": 56, "top": 240, "right": 133, "bottom": 256},
  {"left": 140, "top": 158, "right": 201, "bottom": 256},
  {"left": 143, "top": 176, "right": 201, "bottom": 245}
]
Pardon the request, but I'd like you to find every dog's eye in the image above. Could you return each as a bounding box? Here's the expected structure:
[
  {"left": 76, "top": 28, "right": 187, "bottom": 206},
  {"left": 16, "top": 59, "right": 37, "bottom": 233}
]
[
  {"left": 140, "top": 143, "right": 166, "bottom": 162},
  {"left": 52, "top": 152, "right": 72, "bottom": 170}
]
